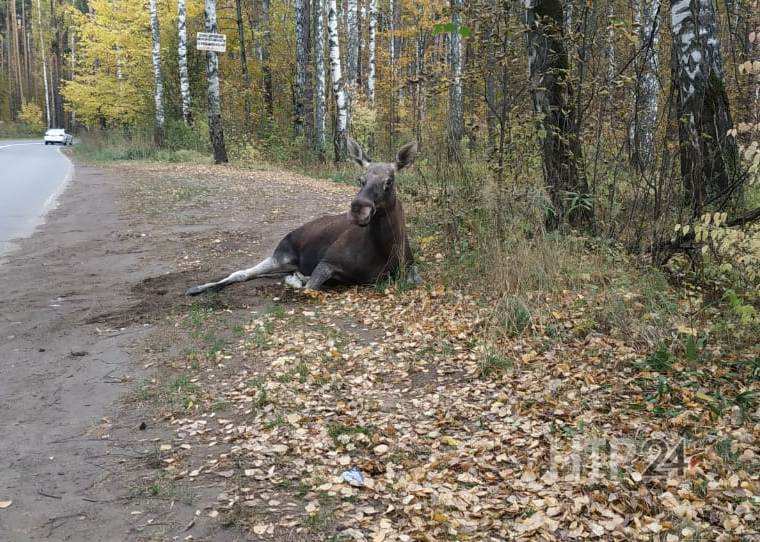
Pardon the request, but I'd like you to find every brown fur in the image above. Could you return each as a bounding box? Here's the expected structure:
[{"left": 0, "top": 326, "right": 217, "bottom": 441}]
[{"left": 185, "top": 138, "right": 419, "bottom": 295}]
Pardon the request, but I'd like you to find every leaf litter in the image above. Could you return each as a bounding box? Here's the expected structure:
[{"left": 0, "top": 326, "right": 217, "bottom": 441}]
[
  {"left": 149, "top": 283, "right": 757, "bottom": 541},
  {"left": 117, "top": 162, "right": 757, "bottom": 541}
]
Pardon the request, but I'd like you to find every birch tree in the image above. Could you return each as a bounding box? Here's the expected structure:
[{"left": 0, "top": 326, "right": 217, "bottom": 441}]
[
  {"left": 327, "top": 0, "right": 348, "bottom": 160},
  {"left": 346, "top": 0, "right": 359, "bottom": 88},
  {"left": 367, "top": 0, "right": 377, "bottom": 103},
  {"left": 178, "top": 0, "right": 193, "bottom": 125},
  {"left": 149, "top": 0, "right": 165, "bottom": 146},
  {"left": 205, "top": 0, "right": 228, "bottom": 163},
  {"left": 631, "top": 0, "right": 660, "bottom": 169},
  {"left": 669, "top": 0, "right": 737, "bottom": 212},
  {"left": 448, "top": 0, "right": 464, "bottom": 148},
  {"left": 314, "top": 0, "right": 327, "bottom": 155},
  {"left": 525, "top": 0, "right": 591, "bottom": 228},
  {"left": 294, "top": 0, "right": 309, "bottom": 135}
]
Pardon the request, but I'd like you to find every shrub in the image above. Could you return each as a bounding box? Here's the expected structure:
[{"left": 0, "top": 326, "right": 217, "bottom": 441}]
[{"left": 18, "top": 103, "right": 44, "bottom": 133}]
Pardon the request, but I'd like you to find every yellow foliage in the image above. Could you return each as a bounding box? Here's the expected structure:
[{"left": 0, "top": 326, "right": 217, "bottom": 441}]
[
  {"left": 18, "top": 102, "right": 44, "bottom": 132},
  {"left": 63, "top": 0, "right": 200, "bottom": 127}
]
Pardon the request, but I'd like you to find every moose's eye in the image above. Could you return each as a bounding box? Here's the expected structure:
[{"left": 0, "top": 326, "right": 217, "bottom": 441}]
[
  {"left": 358, "top": 177, "right": 366, "bottom": 187},
  {"left": 384, "top": 178, "right": 393, "bottom": 190}
]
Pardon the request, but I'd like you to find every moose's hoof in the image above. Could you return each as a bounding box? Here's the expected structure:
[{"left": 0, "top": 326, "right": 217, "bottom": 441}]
[
  {"left": 185, "top": 285, "right": 205, "bottom": 296},
  {"left": 284, "top": 272, "right": 309, "bottom": 289}
]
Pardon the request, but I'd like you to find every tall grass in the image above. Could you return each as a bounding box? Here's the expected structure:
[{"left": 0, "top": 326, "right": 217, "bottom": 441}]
[{"left": 73, "top": 120, "right": 211, "bottom": 163}]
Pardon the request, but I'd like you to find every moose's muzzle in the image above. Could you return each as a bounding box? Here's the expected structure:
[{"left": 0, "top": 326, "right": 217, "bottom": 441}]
[{"left": 350, "top": 198, "right": 375, "bottom": 227}]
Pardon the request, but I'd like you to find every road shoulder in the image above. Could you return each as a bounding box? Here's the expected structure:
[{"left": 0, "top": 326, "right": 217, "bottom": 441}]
[{"left": 0, "top": 159, "right": 351, "bottom": 541}]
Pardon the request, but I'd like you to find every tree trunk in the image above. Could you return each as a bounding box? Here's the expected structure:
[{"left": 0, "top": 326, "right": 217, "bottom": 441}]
[
  {"left": 294, "top": 0, "right": 309, "bottom": 136},
  {"left": 50, "top": 0, "right": 63, "bottom": 128},
  {"left": 448, "top": 0, "right": 464, "bottom": 149},
  {"left": 261, "top": 0, "right": 274, "bottom": 118},
  {"left": 314, "top": 0, "right": 327, "bottom": 156},
  {"left": 205, "top": 0, "right": 228, "bottom": 163},
  {"left": 484, "top": 0, "right": 498, "bottom": 149},
  {"left": 669, "top": 0, "right": 738, "bottom": 213},
  {"left": 366, "top": 0, "right": 376, "bottom": 103},
  {"left": 631, "top": 0, "right": 660, "bottom": 170},
  {"left": 149, "top": 0, "right": 165, "bottom": 146},
  {"left": 36, "top": 0, "right": 51, "bottom": 128},
  {"left": 346, "top": 0, "right": 358, "bottom": 88},
  {"left": 604, "top": 0, "right": 615, "bottom": 84},
  {"left": 563, "top": 0, "right": 573, "bottom": 33},
  {"left": 9, "top": 0, "right": 25, "bottom": 108},
  {"left": 178, "top": 0, "right": 193, "bottom": 125},
  {"left": 235, "top": 0, "right": 252, "bottom": 129},
  {"left": 21, "top": 1, "right": 32, "bottom": 99},
  {"left": 327, "top": 0, "right": 348, "bottom": 161},
  {"left": 525, "top": 0, "right": 591, "bottom": 229}
]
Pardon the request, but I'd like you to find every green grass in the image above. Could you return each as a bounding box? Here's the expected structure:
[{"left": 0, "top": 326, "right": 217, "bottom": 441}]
[
  {"left": 478, "top": 350, "right": 514, "bottom": 378},
  {"left": 326, "top": 423, "right": 373, "bottom": 446}
]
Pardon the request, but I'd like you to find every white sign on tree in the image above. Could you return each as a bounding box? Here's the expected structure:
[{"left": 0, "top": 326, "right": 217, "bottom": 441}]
[{"left": 196, "top": 32, "right": 226, "bottom": 52}]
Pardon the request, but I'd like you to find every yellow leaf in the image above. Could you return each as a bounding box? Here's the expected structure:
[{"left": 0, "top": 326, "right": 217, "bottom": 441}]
[
  {"left": 431, "top": 511, "right": 449, "bottom": 523},
  {"left": 440, "top": 436, "right": 461, "bottom": 447}
]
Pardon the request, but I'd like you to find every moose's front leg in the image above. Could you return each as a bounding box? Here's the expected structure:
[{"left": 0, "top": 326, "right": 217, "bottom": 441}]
[{"left": 304, "top": 261, "right": 336, "bottom": 291}]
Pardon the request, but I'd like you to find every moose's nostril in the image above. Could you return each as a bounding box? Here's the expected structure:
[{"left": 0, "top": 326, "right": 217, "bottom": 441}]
[{"left": 351, "top": 201, "right": 362, "bottom": 213}]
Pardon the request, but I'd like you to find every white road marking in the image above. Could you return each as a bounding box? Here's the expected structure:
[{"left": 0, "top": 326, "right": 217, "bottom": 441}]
[
  {"left": 41, "top": 147, "right": 75, "bottom": 215},
  {"left": 0, "top": 142, "right": 43, "bottom": 150}
]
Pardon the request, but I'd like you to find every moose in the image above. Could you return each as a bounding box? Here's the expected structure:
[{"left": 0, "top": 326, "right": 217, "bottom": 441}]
[{"left": 186, "top": 138, "right": 421, "bottom": 295}]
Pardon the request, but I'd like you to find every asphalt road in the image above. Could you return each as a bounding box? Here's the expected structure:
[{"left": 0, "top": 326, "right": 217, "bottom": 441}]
[{"left": 0, "top": 139, "right": 73, "bottom": 255}]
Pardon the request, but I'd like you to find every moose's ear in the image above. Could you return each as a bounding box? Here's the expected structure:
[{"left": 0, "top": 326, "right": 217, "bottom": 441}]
[
  {"left": 395, "top": 141, "right": 418, "bottom": 171},
  {"left": 346, "top": 137, "right": 370, "bottom": 168}
]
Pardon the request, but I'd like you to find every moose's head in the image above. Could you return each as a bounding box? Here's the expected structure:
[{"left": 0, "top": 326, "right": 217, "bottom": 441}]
[{"left": 346, "top": 138, "right": 418, "bottom": 227}]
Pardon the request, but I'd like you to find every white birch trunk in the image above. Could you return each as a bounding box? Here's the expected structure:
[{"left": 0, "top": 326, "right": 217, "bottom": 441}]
[
  {"left": 177, "top": 0, "right": 192, "bottom": 124},
  {"left": 670, "top": 0, "right": 736, "bottom": 208},
  {"left": 149, "top": 0, "right": 165, "bottom": 144},
  {"left": 632, "top": 0, "right": 660, "bottom": 166},
  {"left": 35, "top": 0, "right": 51, "bottom": 128},
  {"left": 388, "top": 0, "right": 395, "bottom": 64},
  {"left": 605, "top": 1, "right": 615, "bottom": 83},
  {"left": 328, "top": 0, "right": 348, "bottom": 160},
  {"left": 69, "top": 28, "right": 76, "bottom": 126},
  {"left": 563, "top": 0, "right": 573, "bottom": 33},
  {"left": 205, "top": 0, "right": 228, "bottom": 162},
  {"left": 346, "top": 0, "right": 359, "bottom": 87},
  {"left": 314, "top": 0, "right": 327, "bottom": 152},
  {"left": 115, "top": 46, "right": 123, "bottom": 80},
  {"left": 367, "top": 0, "right": 376, "bottom": 103},
  {"left": 449, "top": 0, "right": 464, "bottom": 145}
]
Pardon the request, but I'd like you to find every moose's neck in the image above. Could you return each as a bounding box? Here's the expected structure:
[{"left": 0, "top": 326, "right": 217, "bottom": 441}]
[{"left": 369, "top": 198, "right": 405, "bottom": 250}]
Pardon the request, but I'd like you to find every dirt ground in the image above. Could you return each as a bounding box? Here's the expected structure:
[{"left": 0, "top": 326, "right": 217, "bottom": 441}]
[
  {"left": 1, "top": 158, "right": 756, "bottom": 542},
  {"left": 0, "top": 159, "right": 352, "bottom": 541}
]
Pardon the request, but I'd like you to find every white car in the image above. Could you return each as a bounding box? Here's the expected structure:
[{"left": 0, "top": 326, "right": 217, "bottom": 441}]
[{"left": 44, "top": 128, "right": 73, "bottom": 146}]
